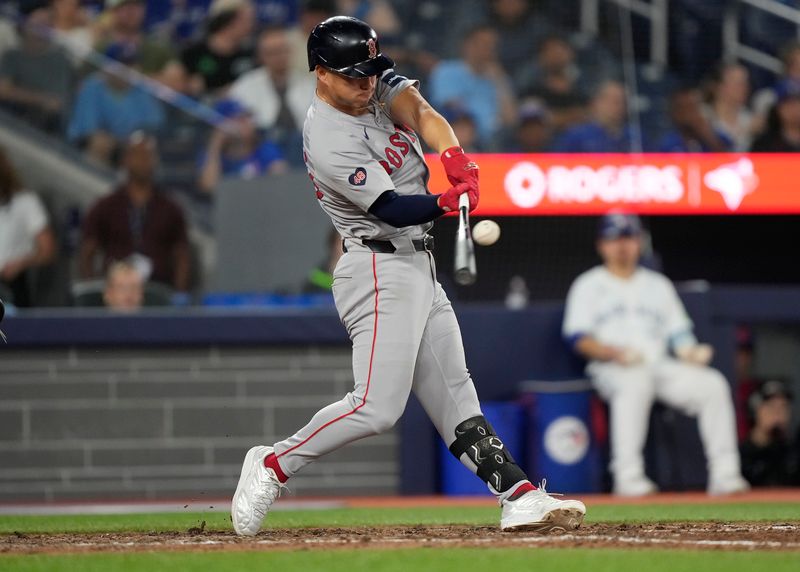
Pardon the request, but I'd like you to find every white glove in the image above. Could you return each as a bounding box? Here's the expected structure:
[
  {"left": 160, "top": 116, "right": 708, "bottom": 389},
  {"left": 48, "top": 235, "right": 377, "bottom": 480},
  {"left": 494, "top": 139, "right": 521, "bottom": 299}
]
[{"left": 675, "top": 343, "right": 714, "bottom": 366}]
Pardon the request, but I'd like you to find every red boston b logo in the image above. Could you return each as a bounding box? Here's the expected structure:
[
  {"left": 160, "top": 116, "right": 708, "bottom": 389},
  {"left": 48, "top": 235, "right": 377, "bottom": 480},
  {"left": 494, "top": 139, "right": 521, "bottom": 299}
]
[{"left": 367, "top": 38, "right": 377, "bottom": 59}]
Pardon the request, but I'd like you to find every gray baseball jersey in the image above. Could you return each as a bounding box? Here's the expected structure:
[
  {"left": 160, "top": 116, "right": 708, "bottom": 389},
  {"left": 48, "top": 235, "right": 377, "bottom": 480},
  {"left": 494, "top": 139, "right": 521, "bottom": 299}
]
[
  {"left": 271, "top": 70, "right": 490, "bottom": 485},
  {"left": 302, "top": 70, "right": 432, "bottom": 241}
]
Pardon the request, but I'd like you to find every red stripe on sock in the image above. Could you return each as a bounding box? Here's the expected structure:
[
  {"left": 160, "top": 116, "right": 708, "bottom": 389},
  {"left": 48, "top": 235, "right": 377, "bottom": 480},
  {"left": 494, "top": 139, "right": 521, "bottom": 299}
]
[
  {"left": 508, "top": 481, "right": 536, "bottom": 501},
  {"left": 264, "top": 453, "right": 288, "bottom": 483},
  {"left": 276, "top": 253, "right": 380, "bottom": 460}
]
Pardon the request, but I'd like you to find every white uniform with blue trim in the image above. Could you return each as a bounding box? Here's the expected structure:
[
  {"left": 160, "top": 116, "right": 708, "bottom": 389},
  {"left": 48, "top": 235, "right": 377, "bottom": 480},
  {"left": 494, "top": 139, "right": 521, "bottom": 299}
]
[{"left": 563, "top": 265, "right": 742, "bottom": 490}]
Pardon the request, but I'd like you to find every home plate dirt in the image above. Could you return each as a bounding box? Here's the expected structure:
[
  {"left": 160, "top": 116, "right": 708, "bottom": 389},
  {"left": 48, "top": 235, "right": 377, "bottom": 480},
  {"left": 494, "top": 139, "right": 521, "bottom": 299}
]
[{"left": 3, "top": 523, "right": 799, "bottom": 555}]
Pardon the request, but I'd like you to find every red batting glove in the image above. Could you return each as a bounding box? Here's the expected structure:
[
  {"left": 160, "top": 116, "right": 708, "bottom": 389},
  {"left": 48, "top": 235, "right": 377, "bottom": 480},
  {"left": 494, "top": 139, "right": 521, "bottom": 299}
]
[
  {"left": 437, "top": 182, "right": 478, "bottom": 213},
  {"left": 441, "top": 146, "right": 479, "bottom": 191}
]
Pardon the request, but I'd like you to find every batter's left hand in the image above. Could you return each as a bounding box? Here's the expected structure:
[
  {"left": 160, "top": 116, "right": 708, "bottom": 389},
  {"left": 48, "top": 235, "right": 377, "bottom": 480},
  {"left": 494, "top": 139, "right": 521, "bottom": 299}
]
[
  {"left": 438, "top": 182, "right": 477, "bottom": 213},
  {"left": 441, "top": 146, "right": 479, "bottom": 192}
]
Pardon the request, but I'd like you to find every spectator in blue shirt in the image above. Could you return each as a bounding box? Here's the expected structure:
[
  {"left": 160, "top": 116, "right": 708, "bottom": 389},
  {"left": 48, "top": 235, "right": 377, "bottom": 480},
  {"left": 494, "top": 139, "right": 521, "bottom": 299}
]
[
  {"left": 428, "top": 24, "right": 517, "bottom": 147},
  {"left": 198, "top": 99, "right": 288, "bottom": 194},
  {"left": 552, "top": 80, "right": 634, "bottom": 153},
  {"left": 67, "top": 42, "right": 165, "bottom": 166},
  {"left": 658, "top": 87, "right": 732, "bottom": 153}
]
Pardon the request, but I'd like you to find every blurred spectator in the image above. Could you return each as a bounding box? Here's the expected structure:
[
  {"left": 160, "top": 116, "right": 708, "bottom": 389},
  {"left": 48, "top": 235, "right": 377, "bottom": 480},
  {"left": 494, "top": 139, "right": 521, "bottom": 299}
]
[
  {"left": 51, "top": 0, "right": 95, "bottom": 63},
  {"left": 0, "top": 147, "right": 56, "bottom": 308},
  {"left": 180, "top": 0, "right": 255, "bottom": 95},
  {"left": 551, "top": 80, "right": 633, "bottom": 153},
  {"left": 750, "top": 79, "right": 800, "bottom": 152},
  {"left": 734, "top": 325, "right": 757, "bottom": 441},
  {"left": 752, "top": 41, "right": 800, "bottom": 133},
  {"left": 67, "top": 42, "right": 165, "bottom": 166},
  {"left": 489, "top": 0, "right": 556, "bottom": 84},
  {"left": 287, "top": 0, "right": 334, "bottom": 75},
  {"left": 79, "top": 133, "right": 191, "bottom": 291},
  {"left": 563, "top": 213, "right": 748, "bottom": 496},
  {"left": 658, "top": 87, "right": 732, "bottom": 153},
  {"left": 253, "top": 0, "right": 300, "bottom": 26},
  {"left": 303, "top": 226, "right": 342, "bottom": 293},
  {"left": 95, "top": 0, "right": 175, "bottom": 75},
  {"left": 0, "top": 5, "right": 73, "bottom": 132},
  {"left": 337, "top": 0, "right": 400, "bottom": 37},
  {"left": 668, "top": 0, "right": 726, "bottom": 84},
  {"left": 0, "top": 14, "right": 19, "bottom": 63},
  {"left": 519, "top": 35, "right": 588, "bottom": 133},
  {"left": 428, "top": 25, "right": 516, "bottom": 147},
  {"left": 704, "top": 63, "right": 754, "bottom": 152},
  {"left": 740, "top": 380, "right": 800, "bottom": 487},
  {"left": 198, "top": 99, "right": 287, "bottom": 194},
  {"left": 229, "top": 25, "right": 314, "bottom": 134},
  {"left": 510, "top": 100, "right": 552, "bottom": 153},
  {"left": 440, "top": 104, "right": 481, "bottom": 153},
  {"left": 145, "top": 0, "right": 212, "bottom": 45},
  {"left": 398, "top": 0, "right": 484, "bottom": 77},
  {"left": 102, "top": 259, "right": 144, "bottom": 312}
]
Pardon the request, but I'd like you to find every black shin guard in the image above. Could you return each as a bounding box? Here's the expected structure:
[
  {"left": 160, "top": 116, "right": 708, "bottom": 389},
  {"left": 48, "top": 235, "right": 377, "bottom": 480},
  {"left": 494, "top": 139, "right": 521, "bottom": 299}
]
[{"left": 448, "top": 415, "right": 528, "bottom": 493}]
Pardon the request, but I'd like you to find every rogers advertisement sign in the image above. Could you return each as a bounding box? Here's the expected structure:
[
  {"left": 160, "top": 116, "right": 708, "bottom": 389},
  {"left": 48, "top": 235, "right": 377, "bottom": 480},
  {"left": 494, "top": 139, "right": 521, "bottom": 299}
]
[{"left": 426, "top": 153, "right": 794, "bottom": 215}]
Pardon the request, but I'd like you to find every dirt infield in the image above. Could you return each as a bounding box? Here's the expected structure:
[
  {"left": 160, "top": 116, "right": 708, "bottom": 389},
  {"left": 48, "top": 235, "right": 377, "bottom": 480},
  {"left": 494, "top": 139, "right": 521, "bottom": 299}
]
[{"left": 3, "top": 522, "right": 800, "bottom": 555}]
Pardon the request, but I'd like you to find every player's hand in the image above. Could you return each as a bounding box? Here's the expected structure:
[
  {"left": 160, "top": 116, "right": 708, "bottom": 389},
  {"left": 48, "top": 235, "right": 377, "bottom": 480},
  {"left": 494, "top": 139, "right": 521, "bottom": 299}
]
[
  {"left": 437, "top": 182, "right": 476, "bottom": 212},
  {"left": 441, "top": 146, "right": 479, "bottom": 192},
  {"left": 607, "top": 346, "right": 643, "bottom": 366},
  {"left": 675, "top": 343, "right": 714, "bottom": 366}
]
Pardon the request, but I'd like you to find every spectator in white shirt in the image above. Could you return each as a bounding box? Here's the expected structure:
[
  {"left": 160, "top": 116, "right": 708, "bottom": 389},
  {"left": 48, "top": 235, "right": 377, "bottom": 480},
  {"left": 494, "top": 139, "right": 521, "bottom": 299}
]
[
  {"left": 229, "top": 24, "right": 315, "bottom": 136},
  {"left": 0, "top": 147, "right": 56, "bottom": 307},
  {"left": 704, "top": 62, "right": 755, "bottom": 152}
]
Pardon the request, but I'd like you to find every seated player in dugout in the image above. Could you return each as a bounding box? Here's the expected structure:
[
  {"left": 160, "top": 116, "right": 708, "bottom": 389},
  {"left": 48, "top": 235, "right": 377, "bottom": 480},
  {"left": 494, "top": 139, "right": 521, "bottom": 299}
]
[
  {"left": 562, "top": 213, "right": 750, "bottom": 497},
  {"left": 231, "top": 16, "right": 586, "bottom": 536}
]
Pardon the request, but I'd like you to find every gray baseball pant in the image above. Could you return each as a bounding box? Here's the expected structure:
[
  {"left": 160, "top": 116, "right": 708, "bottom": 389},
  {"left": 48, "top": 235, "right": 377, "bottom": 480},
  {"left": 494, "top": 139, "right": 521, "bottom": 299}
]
[{"left": 273, "top": 240, "right": 483, "bottom": 477}]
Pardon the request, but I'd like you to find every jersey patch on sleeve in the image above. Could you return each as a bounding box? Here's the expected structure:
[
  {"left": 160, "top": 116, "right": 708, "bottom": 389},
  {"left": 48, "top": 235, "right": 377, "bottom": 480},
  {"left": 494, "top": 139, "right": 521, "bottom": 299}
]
[{"left": 348, "top": 167, "right": 368, "bottom": 186}]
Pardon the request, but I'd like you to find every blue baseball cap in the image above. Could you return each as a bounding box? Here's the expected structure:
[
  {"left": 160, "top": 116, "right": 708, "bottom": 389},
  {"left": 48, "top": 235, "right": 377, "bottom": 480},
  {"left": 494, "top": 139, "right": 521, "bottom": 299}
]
[
  {"left": 213, "top": 99, "right": 250, "bottom": 120},
  {"left": 597, "top": 213, "right": 642, "bottom": 240},
  {"left": 775, "top": 78, "right": 800, "bottom": 103},
  {"left": 104, "top": 42, "right": 139, "bottom": 64},
  {"left": 440, "top": 103, "right": 475, "bottom": 125}
]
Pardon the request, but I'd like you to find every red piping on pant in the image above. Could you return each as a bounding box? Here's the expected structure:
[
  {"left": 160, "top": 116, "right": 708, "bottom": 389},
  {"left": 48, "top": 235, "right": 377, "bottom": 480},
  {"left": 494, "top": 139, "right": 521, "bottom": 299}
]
[{"left": 277, "top": 253, "right": 379, "bottom": 460}]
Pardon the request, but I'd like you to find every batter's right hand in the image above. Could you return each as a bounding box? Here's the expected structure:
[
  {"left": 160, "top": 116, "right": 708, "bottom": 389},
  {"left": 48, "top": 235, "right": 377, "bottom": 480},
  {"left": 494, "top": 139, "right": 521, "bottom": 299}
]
[{"left": 437, "top": 182, "right": 477, "bottom": 212}]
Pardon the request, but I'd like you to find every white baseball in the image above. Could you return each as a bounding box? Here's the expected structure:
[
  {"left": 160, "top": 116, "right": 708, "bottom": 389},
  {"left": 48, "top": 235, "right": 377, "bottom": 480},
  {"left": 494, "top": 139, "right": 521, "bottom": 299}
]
[{"left": 472, "top": 220, "right": 501, "bottom": 246}]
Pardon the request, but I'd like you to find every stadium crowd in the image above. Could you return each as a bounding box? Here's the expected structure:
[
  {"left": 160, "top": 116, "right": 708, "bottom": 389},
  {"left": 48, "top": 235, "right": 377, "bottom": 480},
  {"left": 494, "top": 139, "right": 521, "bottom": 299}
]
[{"left": 2, "top": 0, "right": 800, "bottom": 306}]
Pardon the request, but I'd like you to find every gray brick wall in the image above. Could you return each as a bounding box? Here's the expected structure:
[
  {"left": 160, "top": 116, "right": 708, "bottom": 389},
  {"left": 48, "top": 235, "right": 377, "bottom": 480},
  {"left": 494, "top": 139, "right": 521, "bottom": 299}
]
[{"left": 0, "top": 347, "right": 398, "bottom": 502}]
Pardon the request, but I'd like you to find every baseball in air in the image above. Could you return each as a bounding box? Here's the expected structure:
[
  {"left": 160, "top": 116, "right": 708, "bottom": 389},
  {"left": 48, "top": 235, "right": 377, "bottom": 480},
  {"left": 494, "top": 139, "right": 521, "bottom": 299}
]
[{"left": 472, "top": 220, "right": 501, "bottom": 246}]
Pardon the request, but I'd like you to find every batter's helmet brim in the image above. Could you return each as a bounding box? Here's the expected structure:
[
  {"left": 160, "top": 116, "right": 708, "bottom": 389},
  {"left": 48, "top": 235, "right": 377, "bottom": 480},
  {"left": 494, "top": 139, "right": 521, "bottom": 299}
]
[{"left": 325, "top": 54, "right": 394, "bottom": 77}]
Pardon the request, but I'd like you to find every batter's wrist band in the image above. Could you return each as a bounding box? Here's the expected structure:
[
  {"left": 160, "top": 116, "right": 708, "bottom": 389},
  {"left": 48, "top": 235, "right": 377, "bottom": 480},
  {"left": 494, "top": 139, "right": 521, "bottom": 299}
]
[{"left": 441, "top": 146, "right": 465, "bottom": 160}]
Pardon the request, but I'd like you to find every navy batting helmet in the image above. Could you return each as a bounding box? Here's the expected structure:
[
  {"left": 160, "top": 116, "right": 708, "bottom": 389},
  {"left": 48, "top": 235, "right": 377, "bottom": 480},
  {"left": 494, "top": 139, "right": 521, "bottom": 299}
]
[{"left": 307, "top": 16, "right": 394, "bottom": 78}]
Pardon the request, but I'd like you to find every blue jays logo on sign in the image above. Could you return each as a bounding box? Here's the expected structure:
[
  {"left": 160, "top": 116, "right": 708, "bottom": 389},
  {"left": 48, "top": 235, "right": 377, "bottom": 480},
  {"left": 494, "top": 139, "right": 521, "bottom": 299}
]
[{"left": 349, "top": 167, "right": 367, "bottom": 186}]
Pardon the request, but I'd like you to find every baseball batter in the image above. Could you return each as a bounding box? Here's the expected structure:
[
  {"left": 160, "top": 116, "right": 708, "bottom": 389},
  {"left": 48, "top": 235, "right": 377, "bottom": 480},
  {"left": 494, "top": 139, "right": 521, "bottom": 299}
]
[
  {"left": 232, "top": 16, "right": 585, "bottom": 536},
  {"left": 563, "top": 213, "right": 749, "bottom": 496}
]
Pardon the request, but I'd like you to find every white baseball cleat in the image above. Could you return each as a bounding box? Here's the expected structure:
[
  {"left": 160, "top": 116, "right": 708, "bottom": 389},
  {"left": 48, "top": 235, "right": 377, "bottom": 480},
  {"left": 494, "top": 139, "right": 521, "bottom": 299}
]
[
  {"left": 708, "top": 474, "right": 750, "bottom": 496},
  {"left": 500, "top": 481, "right": 586, "bottom": 532},
  {"left": 231, "top": 446, "right": 285, "bottom": 536},
  {"left": 613, "top": 475, "right": 659, "bottom": 497}
]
